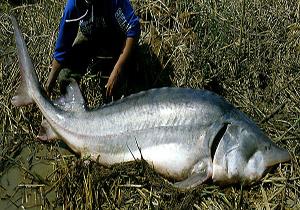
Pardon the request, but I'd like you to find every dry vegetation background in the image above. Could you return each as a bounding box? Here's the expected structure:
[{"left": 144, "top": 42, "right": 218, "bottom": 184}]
[{"left": 0, "top": 0, "right": 299, "bottom": 209}]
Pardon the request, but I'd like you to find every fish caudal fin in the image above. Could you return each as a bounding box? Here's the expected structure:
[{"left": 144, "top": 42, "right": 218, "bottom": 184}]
[{"left": 11, "top": 16, "right": 40, "bottom": 107}]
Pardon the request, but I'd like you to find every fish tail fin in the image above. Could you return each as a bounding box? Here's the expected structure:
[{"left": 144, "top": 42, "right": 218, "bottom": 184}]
[{"left": 11, "top": 16, "right": 40, "bottom": 107}]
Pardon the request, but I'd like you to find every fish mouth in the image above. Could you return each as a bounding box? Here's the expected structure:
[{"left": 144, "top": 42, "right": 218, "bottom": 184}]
[{"left": 262, "top": 159, "right": 289, "bottom": 179}]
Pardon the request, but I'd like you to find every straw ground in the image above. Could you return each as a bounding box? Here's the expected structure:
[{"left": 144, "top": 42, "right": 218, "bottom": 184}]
[{"left": 0, "top": 0, "right": 299, "bottom": 209}]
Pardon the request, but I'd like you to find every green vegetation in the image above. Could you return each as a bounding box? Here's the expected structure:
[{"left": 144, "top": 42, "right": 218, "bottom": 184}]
[{"left": 0, "top": 0, "right": 299, "bottom": 209}]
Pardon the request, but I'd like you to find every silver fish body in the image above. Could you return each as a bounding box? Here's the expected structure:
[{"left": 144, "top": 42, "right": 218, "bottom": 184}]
[{"left": 11, "top": 16, "right": 290, "bottom": 189}]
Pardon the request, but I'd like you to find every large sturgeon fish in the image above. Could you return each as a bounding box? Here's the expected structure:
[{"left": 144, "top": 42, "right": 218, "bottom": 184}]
[{"left": 11, "top": 17, "right": 290, "bottom": 189}]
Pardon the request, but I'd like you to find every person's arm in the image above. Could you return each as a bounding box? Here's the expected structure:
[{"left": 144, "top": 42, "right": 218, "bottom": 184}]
[
  {"left": 45, "top": 0, "right": 79, "bottom": 93},
  {"left": 45, "top": 59, "right": 63, "bottom": 93},
  {"left": 105, "top": 0, "right": 141, "bottom": 97},
  {"left": 105, "top": 37, "right": 136, "bottom": 97}
]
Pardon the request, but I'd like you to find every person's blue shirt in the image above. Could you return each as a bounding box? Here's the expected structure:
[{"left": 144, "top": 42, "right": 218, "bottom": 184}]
[{"left": 54, "top": 0, "right": 140, "bottom": 64}]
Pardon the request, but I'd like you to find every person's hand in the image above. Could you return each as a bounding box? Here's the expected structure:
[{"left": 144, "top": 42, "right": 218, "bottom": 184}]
[
  {"left": 105, "top": 37, "right": 136, "bottom": 97},
  {"left": 105, "top": 64, "right": 122, "bottom": 97},
  {"left": 45, "top": 59, "right": 62, "bottom": 94},
  {"left": 45, "top": 73, "right": 56, "bottom": 94}
]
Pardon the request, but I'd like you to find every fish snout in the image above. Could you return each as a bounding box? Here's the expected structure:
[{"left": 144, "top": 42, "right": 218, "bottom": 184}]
[
  {"left": 263, "top": 145, "right": 291, "bottom": 168},
  {"left": 245, "top": 143, "right": 291, "bottom": 183}
]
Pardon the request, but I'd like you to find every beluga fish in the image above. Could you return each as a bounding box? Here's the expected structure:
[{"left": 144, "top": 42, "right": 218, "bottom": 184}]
[{"left": 11, "top": 16, "right": 290, "bottom": 189}]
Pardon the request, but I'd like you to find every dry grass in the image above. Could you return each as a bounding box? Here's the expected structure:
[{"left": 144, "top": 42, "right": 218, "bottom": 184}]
[{"left": 0, "top": 0, "right": 299, "bottom": 209}]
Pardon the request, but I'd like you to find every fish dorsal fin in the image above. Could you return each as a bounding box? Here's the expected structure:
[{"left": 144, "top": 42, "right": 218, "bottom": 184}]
[
  {"left": 53, "top": 79, "right": 86, "bottom": 112},
  {"left": 37, "top": 119, "right": 59, "bottom": 141}
]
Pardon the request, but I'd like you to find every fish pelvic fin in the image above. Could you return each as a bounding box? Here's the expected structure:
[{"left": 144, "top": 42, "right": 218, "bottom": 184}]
[
  {"left": 37, "top": 119, "right": 59, "bottom": 141},
  {"left": 11, "top": 16, "right": 40, "bottom": 107}
]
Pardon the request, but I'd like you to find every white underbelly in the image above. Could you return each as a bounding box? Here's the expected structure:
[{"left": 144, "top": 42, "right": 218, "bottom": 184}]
[{"left": 90, "top": 143, "right": 196, "bottom": 179}]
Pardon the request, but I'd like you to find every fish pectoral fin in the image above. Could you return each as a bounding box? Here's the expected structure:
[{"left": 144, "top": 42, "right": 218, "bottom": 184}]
[
  {"left": 174, "top": 171, "right": 211, "bottom": 190},
  {"left": 37, "top": 119, "right": 59, "bottom": 141},
  {"left": 174, "top": 160, "right": 213, "bottom": 189},
  {"left": 54, "top": 79, "right": 86, "bottom": 112}
]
